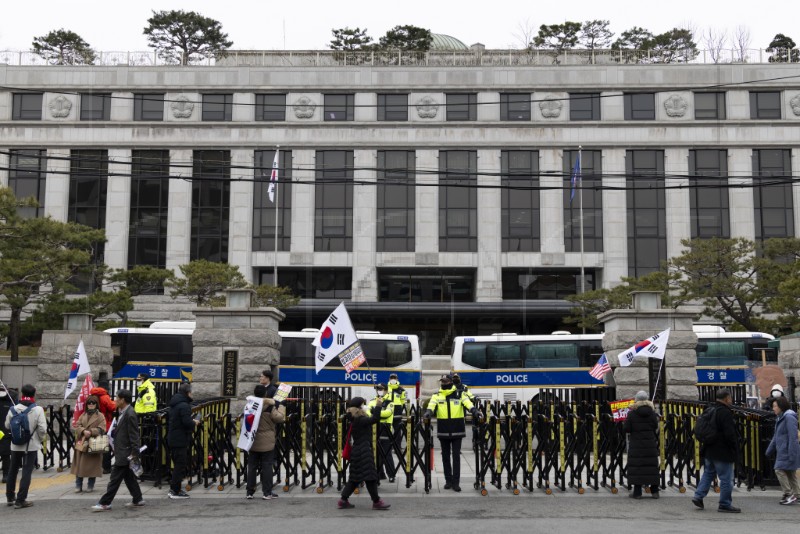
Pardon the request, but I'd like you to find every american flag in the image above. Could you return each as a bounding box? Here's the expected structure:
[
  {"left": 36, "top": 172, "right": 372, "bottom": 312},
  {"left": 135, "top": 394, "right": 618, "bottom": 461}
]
[{"left": 589, "top": 353, "right": 611, "bottom": 380}]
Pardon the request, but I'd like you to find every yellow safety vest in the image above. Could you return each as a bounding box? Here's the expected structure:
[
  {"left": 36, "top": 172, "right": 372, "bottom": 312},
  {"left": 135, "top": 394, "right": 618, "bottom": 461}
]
[
  {"left": 367, "top": 396, "right": 394, "bottom": 425},
  {"left": 426, "top": 387, "right": 474, "bottom": 438},
  {"left": 135, "top": 379, "right": 157, "bottom": 414}
]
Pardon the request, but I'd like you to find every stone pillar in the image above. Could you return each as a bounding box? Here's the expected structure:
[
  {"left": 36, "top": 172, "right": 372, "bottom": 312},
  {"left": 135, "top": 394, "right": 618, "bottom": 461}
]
[
  {"left": 476, "top": 149, "right": 501, "bottom": 301},
  {"left": 191, "top": 289, "right": 285, "bottom": 410},
  {"left": 290, "top": 150, "right": 315, "bottom": 256},
  {"left": 539, "top": 148, "right": 565, "bottom": 257},
  {"left": 228, "top": 149, "right": 254, "bottom": 282},
  {"left": 104, "top": 149, "right": 132, "bottom": 271},
  {"left": 778, "top": 334, "right": 800, "bottom": 402},
  {"left": 166, "top": 149, "right": 193, "bottom": 272},
  {"left": 728, "top": 149, "right": 755, "bottom": 241},
  {"left": 36, "top": 313, "right": 113, "bottom": 407},
  {"left": 665, "top": 148, "right": 690, "bottom": 260},
  {"left": 415, "top": 149, "right": 439, "bottom": 262},
  {"left": 44, "top": 148, "right": 71, "bottom": 222},
  {"left": 352, "top": 149, "right": 377, "bottom": 301},
  {"left": 0, "top": 150, "right": 8, "bottom": 187},
  {"left": 602, "top": 149, "right": 628, "bottom": 286},
  {"left": 598, "top": 291, "right": 698, "bottom": 401}
]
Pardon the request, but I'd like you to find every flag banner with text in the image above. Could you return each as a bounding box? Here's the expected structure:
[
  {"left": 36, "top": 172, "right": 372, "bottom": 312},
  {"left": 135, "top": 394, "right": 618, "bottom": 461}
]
[
  {"left": 71, "top": 374, "right": 95, "bottom": 426},
  {"left": 311, "top": 302, "right": 365, "bottom": 374}
]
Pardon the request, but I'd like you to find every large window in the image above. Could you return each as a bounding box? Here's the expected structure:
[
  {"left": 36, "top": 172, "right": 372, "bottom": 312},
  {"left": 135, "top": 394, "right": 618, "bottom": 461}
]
[
  {"left": 377, "top": 94, "right": 409, "bottom": 121},
  {"left": 255, "top": 94, "right": 286, "bottom": 121},
  {"left": 626, "top": 150, "right": 666, "bottom": 278},
  {"left": 323, "top": 94, "right": 354, "bottom": 121},
  {"left": 80, "top": 94, "right": 111, "bottom": 121},
  {"left": 253, "top": 150, "right": 292, "bottom": 253},
  {"left": 439, "top": 151, "right": 477, "bottom": 252},
  {"left": 191, "top": 150, "right": 230, "bottom": 262},
  {"left": 753, "top": 149, "right": 793, "bottom": 241},
  {"left": 202, "top": 94, "right": 233, "bottom": 121},
  {"left": 624, "top": 93, "right": 655, "bottom": 120},
  {"left": 446, "top": 93, "right": 477, "bottom": 121},
  {"left": 261, "top": 268, "right": 352, "bottom": 299},
  {"left": 694, "top": 92, "right": 726, "bottom": 120},
  {"left": 502, "top": 269, "right": 596, "bottom": 300},
  {"left": 689, "top": 150, "right": 730, "bottom": 238},
  {"left": 69, "top": 150, "right": 108, "bottom": 292},
  {"left": 500, "top": 93, "right": 531, "bottom": 121},
  {"left": 563, "top": 150, "right": 603, "bottom": 252},
  {"left": 501, "top": 150, "right": 539, "bottom": 252},
  {"left": 315, "top": 151, "right": 353, "bottom": 251},
  {"left": 133, "top": 93, "right": 165, "bottom": 121},
  {"left": 569, "top": 93, "right": 600, "bottom": 121},
  {"left": 378, "top": 268, "right": 474, "bottom": 302},
  {"left": 750, "top": 91, "right": 781, "bottom": 119},
  {"left": 9, "top": 149, "right": 46, "bottom": 218},
  {"left": 129, "top": 151, "right": 169, "bottom": 272},
  {"left": 12, "top": 93, "right": 43, "bottom": 120},
  {"left": 377, "top": 150, "right": 415, "bottom": 252}
]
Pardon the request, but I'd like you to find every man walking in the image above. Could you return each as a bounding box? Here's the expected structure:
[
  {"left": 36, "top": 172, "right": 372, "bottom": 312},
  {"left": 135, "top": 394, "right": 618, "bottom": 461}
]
[
  {"left": 4, "top": 384, "right": 46, "bottom": 509},
  {"left": 692, "top": 388, "right": 740, "bottom": 513},
  {"left": 93, "top": 390, "right": 145, "bottom": 511},
  {"left": 167, "top": 383, "right": 199, "bottom": 499}
]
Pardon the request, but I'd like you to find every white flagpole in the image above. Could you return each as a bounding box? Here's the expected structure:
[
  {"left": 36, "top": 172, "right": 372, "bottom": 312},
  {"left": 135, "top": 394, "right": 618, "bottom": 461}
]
[
  {"left": 578, "top": 146, "right": 585, "bottom": 335},
  {"left": 273, "top": 146, "right": 280, "bottom": 286},
  {"left": 651, "top": 357, "right": 665, "bottom": 403}
]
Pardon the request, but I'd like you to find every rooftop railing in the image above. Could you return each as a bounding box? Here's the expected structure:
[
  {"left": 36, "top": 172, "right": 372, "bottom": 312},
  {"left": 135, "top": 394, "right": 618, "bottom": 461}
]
[{"left": 0, "top": 47, "right": 798, "bottom": 67}]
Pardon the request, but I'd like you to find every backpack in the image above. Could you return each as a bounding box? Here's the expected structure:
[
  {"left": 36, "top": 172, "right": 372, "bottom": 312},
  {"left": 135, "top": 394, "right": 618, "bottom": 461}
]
[
  {"left": 693, "top": 405, "right": 720, "bottom": 444},
  {"left": 9, "top": 404, "right": 35, "bottom": 446}
]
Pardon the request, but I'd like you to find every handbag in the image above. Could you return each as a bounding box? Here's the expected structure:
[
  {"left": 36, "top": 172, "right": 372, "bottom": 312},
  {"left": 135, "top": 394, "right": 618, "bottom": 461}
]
[
  {"left": 341, "top": 424, "right": 353, "bottom": 461},
  {"left": 88, "top": 434, "right": 109, "bottom": 453}
]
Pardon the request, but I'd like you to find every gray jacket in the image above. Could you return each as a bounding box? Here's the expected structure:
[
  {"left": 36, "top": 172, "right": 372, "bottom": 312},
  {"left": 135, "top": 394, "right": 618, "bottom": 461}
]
[
  {"left": 111, "top": 404, "right": 140, "bottom": 466},
  {"left": 4, "top": 402, "right": 47, "bottom": 453}
]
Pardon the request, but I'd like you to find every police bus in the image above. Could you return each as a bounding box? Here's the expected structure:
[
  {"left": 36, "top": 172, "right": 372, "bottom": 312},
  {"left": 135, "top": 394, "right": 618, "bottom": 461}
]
[
  {"left": 105, "top": 322, "right": 422, "bottom": 401},
  {"left": 450, "top": 326, "right": 775, "bottom": 402}
]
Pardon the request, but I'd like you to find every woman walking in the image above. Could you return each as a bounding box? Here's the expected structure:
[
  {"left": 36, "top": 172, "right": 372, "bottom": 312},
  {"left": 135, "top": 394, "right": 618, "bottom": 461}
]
[
  {"left": 71, "top": 396, "right": 106, "bottom": 493},
  {"left": 624, "top": 390, "right": 661, "bottom": 499},
  {"left": 766, "top": 396, "right": 800, "bottom": 504},
  {"left": 337, "top": 397, "right": 390, "bottom": 510}
]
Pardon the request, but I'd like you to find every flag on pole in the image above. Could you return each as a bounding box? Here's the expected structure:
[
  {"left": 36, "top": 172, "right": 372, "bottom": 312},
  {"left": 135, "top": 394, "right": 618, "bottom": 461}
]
[
  {"left": 311, "top": 302, "right": 366, "bottom": 374},
  {"left": 616, "top": 329, "right": 671, "bottom": 367},
  {"left": 569, "top": 153, "right": 581, "bottom": 204},
  {"left": 589, "top": 354, "right": 612, "bottom": 380},
  {"left": 71, "top": 374, "right": 95, "bottom": 426},
  {"left": 267, "top": 150, "right": 279, "bottom": 203},
  {"left": 64, "top": 340, "right": 91, "bottom": 399}
]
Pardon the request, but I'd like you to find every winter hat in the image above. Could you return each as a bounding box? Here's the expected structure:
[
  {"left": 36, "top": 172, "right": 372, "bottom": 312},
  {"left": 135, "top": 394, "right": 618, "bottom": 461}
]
[
  {"left": 347, "top": 397, "right": 366, "bottom": 409},
  {"left": 634, "top": 390, "right": 648, "bottom": 401},
  {"left": 771, "top": 384, "right": 784, "bottom": 397}
]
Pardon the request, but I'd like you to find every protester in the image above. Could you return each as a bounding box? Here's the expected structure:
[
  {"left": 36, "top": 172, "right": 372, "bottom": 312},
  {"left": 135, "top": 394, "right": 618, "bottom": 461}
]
[
  {"left": 0, "top": 388, "right": 18, "bottom": 484},
  {"left": 89, "top": 386, "right": 116, "bottom": 474},
  {"left": 71, "top": 396, "right": 106, "bottom": 493},
  {"left": 692, "top": 389, "right": 740, "bottom": 513},
  {"left": 762, "top": 384, "right": 785, "bottom": 410},
  {"left": 4, "top": 384, "right": 46, "bottom": 509},
  {"left": 93, "top": 390, "right": 145, "bottom": 511},
  {"left": 246, "top": 384, "right": 286, "bottom": 500},
  {"left": 624, "top": 391, "right": 660, "bottom": 499},
  {"left": 167, "top": 383, "right": 200, "bottom": 499},
  {"left": 134, "top": 373, "right": 157, "bottom": 414},
  {"left": 337, "top": 397, "right": 390, "bottom": 510},
  {"left": 766, "top": 396, "right": 800, "bottom": 505},
  {"left": 367, "top": 384, "right": 396, "bottom": 482},
  {"left": 424, "top": 374, "right": 478, "bottom": 492}
]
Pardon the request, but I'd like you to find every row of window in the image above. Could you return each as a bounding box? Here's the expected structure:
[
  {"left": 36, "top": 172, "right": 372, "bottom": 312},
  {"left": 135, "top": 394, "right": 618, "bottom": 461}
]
[
  {"left": 9, "top": 90, "right": 788, "bottom": 121},
  {"left": 7, "top": 148, "right": 792, "bottom": 280}
]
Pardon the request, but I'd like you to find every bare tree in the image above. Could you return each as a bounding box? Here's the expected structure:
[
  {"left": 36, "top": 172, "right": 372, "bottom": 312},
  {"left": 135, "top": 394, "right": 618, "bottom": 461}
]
[
  {"left": 703, "top": 27, "right": 728, "bottom": 63},
  {"left": 733, "top": 25, "right": 752, "bottom": 62},
  {"left": 512, "top": 18, "right": 537, "bottom": 49}
]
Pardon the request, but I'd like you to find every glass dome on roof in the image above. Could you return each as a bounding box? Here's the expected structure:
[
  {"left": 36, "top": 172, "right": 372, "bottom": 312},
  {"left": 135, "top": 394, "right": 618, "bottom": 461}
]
[{"left": 430, "top": 34, "right": 469, "bottom": 50}]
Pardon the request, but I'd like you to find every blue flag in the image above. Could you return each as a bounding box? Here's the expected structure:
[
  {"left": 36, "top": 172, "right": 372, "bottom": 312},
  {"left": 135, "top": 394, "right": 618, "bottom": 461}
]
[{"left": 569, "top": 154, "right": 581, "bottom": 204}]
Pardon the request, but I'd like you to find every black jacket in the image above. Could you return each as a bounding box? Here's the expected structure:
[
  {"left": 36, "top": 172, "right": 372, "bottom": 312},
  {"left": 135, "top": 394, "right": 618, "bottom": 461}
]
[
  {"left": 345, "top": 405, "right": 383, "bottom": 483},
  {"left": 167, "top": 393, "right": 195, "bottom": 448},
  {"left": 112, "top": 405, "right": 140, "bottom": 466},
  {"left": 623, "top": 400, "right": 660, "bottom": 486},
  {"left": 702, "top": 401, "right": 738, "bottom": 463},
  {"left": 0, "top": 392, "right": 16, "bottom": 455}
]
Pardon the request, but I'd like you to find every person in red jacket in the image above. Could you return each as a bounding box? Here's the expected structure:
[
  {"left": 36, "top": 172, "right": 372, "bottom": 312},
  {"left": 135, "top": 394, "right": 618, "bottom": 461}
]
[{"left": 89, "top": 387, "right": 116, "bottom": 473}]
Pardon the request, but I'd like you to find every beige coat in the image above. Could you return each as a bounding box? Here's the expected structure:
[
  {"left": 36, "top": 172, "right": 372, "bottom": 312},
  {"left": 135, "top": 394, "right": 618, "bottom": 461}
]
[
  {"left": 70, "top": 410, "right": 106, "bottom": 478},
  {"left": 251, "top": 399, "right": 286, "bottom": 453}
]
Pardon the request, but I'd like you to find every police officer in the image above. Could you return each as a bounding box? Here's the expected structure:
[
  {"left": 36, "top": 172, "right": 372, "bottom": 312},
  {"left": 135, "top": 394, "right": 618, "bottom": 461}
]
[
  {"left": 134, "top": 373, "right": 157, "bottom": 414},
  {"left": 451, "top": 373, "right": 475, "bottom": 404},
  {"left": 424, "top": 374, "right": 478, "bottom": 492},
  {"left": 367, "top": 384, "right": 396, "bottom": 483},
  {"left": 386, "top": 373, "right": 407, "bottom": 427}
]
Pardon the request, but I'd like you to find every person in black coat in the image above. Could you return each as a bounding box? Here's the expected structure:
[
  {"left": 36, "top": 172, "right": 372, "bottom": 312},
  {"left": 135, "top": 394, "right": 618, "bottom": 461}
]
[
  {"left": 624, "top": 391, "right": 661, "bottom": 499},
  {"left": 337, "top": 397, "right": 390, "bottom": 510},
  {"left": 0, "top": 388, "right": 17, "bottom": 484},
  {"left": 166, "top": 383, "right": 199, "bottom": 499}
]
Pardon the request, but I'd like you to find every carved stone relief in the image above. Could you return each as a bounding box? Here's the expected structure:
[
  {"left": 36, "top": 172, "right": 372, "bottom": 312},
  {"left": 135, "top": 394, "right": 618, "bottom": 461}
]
[
  {"left": 538, "top": 96, "right": 562, "bottom": 118},
  {"left": 293, "top": 97, "right": 316, "bottom": 119},
  {"left": 170, "top": 95, "right": 194, "bottom": 119},
  {"left": 790, "top": 93, "right": 800, "bottom": 116},
  {"left": 48, "top": 96, "right": 72, "bottom": 118},
  {"left": 664, "top": 94, "right": 688, "bottom": 117},
  {"left": 415, "top": 96, "right": 439, "bottom": 119}
]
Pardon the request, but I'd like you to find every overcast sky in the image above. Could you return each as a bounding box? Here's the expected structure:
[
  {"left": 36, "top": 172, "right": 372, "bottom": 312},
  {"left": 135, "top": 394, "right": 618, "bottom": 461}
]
[{"left": 0, "top": 0, "right": 794, "bottom": 52}]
